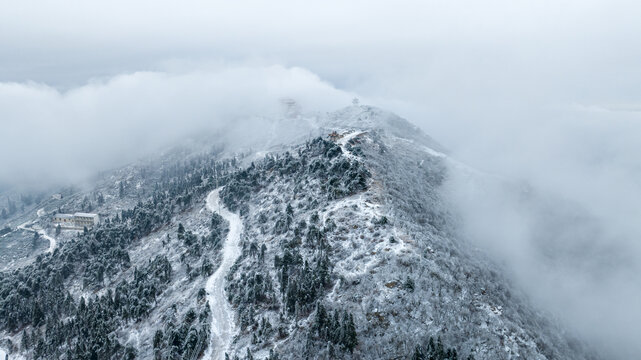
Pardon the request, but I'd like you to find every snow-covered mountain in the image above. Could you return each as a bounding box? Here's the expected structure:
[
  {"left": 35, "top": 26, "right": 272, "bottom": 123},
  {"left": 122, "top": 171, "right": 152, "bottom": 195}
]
[{"left": 0, "top": 105, "right": 596, "bottom": 359}]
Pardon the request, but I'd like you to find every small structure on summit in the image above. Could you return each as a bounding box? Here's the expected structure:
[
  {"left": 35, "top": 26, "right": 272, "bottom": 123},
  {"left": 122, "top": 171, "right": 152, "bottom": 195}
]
[
  {"left": 279, "top": 97, "right": 301, "bottom": 118},
  {"left": 53, "top": 212, "right": 100, "bottom": 229},
  {"left": 329, "top": 131, "right": 342, "bottom": 141}
]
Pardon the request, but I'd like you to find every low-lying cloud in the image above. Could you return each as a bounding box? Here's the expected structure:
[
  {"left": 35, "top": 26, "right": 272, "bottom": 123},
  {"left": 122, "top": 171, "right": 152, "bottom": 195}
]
[
  {"left": 0, "top": 65, "right": 354, "bottom": 188},
  {"left": 443, "top": 105, "right": 641, "bottom": 359}
]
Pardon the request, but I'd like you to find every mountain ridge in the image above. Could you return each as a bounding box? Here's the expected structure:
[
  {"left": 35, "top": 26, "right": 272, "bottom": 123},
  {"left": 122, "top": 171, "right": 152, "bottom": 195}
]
[{"left": 0, "top": 105, "right": 596, "bottom": 359}]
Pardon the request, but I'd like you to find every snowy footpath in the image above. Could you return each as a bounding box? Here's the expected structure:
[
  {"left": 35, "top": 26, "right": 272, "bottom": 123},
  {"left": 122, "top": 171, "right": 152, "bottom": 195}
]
[
  {"left": 17, "top": 221, "right": 57, "bottom": 254},
  {"left": 202, "top": 188, "right": 243, "bottom": 360}
]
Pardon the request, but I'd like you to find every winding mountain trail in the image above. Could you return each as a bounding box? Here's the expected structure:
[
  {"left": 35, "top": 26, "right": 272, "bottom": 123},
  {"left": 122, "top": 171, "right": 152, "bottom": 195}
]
[
  {"left": 17, "top": 221, "right": 57, "bottom": 254},
  {"left": 203, "top": 188, "right": 243, "bottom": 360}
]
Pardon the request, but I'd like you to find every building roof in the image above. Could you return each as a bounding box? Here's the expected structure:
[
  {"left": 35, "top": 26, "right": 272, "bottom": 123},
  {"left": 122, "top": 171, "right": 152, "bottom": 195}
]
[
  {"left": 54, "top": 214, "right": 74, "bottom": 219},
  {"left": 74, "top": 212, "right": 99, "bottom": 218}
]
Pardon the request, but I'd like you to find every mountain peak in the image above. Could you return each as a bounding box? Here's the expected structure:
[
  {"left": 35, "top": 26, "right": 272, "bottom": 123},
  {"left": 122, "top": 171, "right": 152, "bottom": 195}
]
[{"left": 316, "top": 105, "right": 447, "bottom": 153}]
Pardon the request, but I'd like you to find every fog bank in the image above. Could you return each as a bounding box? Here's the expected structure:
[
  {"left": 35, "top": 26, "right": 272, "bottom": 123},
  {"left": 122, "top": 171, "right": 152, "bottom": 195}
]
[{"left": 0, "top": 65, "right": 353, "bottom": 187}]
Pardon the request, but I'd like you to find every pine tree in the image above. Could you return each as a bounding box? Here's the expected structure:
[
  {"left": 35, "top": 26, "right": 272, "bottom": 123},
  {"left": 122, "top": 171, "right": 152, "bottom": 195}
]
[
  {"left": 153, "top": 330, "right": 163, "bottom": 349},
  {"left": 343, "top": 313, "right": 357, "bottom": 353},
  {"left": 412, "top": 345, "right": 424, "bottom": 360},
  {"left": 268, "top": 349, "right": 280, "bottom": 360},
  {"left": 21, "top": 329, "right": 31, "bottom": 350},
  {"left": 31, "top": 301, "right": 44, "bottom": 326},
  {"left": 286, "top": 203, "right": 294, "bottom": 227},
  {"left": 32, "top": 231, "right": 39, "bottom": 248},
  {"left": 404, "top": 276, "right": 415, "bottom": 292},
  {"left": 79, "top": 297, "right": 86, "bottom": 312},
  {"left": 437, "top": 337, "right": 445, "bottom": 358}
]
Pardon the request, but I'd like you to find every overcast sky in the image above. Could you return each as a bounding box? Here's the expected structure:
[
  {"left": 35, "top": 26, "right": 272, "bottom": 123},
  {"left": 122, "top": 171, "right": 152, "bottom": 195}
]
[
  {"left": 2, "top": 0, "right": 640, "bottom": 180},
  {"left": 2, "top": 1, "right": 641, "bottom": 357}
]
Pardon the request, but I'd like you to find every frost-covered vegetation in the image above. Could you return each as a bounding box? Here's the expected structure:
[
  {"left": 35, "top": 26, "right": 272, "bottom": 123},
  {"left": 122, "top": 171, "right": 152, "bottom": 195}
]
[
  {"left": 217, "top": 137, "right": 369, "bottom": 359},
  {"left": 206, "top": 107, "right": 595, "bottom": 359},
  {"left": 211, "top": 134, "right": 483, "bottom": 359},
  {"left": 0, "top": 106, "right": 598, "bottom": 359},
  {"left": 0, "top": 230, "right": 49, "bottom": 270},
  {"left": 0, "top": 148, "right": 235, "bottom": 359}
]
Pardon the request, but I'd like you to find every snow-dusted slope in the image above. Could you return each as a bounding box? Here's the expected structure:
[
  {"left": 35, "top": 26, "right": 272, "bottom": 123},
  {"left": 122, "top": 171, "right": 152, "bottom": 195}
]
[
  {"left": 17, "top": 221, "right": 56, "bottom": 254},
  {"left": 0, "top": 105, "right": 597, "bottom": 360},
  {"left": 204, "top": 188, "right": 243, "bottom": 360},
  {"left": 318, "top": 105, "right": 447, "bottom": 153},
  {"left": 212, "top": 106, "right": 596, "bottom": 359}
]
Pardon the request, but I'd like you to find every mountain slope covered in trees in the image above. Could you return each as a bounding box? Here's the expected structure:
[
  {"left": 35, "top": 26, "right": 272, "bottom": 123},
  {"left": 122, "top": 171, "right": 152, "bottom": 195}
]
[{"left": 0, "top": 105, "right": 596, "bottom": 359}]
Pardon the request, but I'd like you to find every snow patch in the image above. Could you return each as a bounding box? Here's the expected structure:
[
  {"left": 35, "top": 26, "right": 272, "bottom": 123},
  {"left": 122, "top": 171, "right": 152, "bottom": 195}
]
[{"left": 333, "top": 129, "right": 367, "bottom": 160}]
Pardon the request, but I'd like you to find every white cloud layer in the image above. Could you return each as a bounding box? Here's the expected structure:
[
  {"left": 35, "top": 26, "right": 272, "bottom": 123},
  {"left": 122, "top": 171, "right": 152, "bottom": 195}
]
[{"left": 0, "top": 65, "right": 354, "bottom": 186}]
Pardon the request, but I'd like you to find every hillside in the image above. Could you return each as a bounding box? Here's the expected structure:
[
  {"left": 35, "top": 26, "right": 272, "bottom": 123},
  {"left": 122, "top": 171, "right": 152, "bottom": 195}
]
[{"left": 0, "top": 106, "right": 595, "bottom": 359}]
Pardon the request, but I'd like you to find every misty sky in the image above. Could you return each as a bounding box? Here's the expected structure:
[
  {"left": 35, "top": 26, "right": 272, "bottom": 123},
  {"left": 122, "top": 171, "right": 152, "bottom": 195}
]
[
  {"left": 2, "top": 1, "right": 641, "bottom": 358},
  {"left": 2, "top": 0, "right": 641, "bottom": 185}
]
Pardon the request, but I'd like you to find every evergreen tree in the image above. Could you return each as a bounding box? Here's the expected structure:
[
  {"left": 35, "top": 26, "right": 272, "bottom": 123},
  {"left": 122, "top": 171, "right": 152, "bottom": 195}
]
[
  {"left": 343, "top": 313, "right": 357, "bottom": 353},
  {"left": 32, "top": 231, "right": 39, "bottom": 248},
  {"left": 404, "top": 276, "right": 415, "bottom": 292}
]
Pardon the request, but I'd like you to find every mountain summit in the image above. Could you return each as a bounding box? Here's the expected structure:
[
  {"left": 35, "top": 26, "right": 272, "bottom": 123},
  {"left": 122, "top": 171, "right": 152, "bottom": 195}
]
[{"left": 0, "top": 106, "right": 593, "bottom": 359}]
